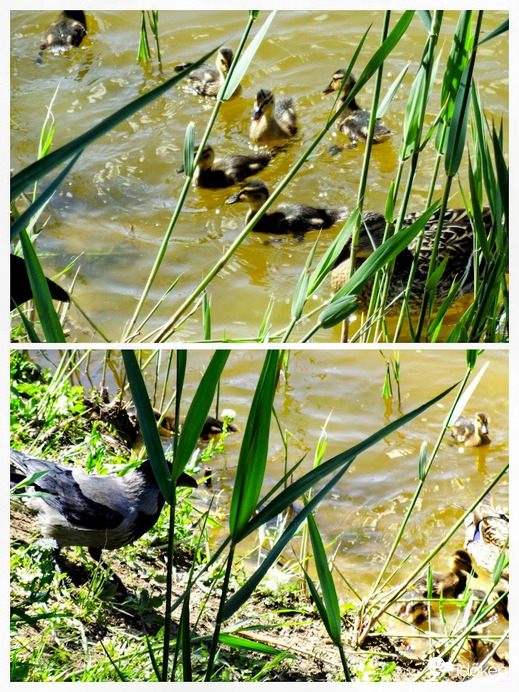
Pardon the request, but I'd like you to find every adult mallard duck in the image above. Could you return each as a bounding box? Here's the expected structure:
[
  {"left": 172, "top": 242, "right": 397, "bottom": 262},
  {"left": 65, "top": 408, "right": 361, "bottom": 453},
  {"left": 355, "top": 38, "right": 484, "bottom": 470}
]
[
  {"left": 175, "top": 47, "right": 239, "bottom": 97},
  {"left": 323, "top": 69, "right": 392, "bottom": 146},
  {"left": 464, "top": 499, "right": 509, "bottom": 581},
  {"left": 178, "top": 144, "right": 273, "bottom": 189},
  {"left": 39, "top": 11, "right": 87, "bottom": 55},
  {"left": 450, "top": 412, "right": 491, "bottom": 447},
  {"left": 330, "top": 207, "right": 492, "bottom": 314},
  {"left": 398, "top": 550, "right": 478, "bottom": 624},
  {"left": 249, "top": 89, "right": 298, "bottom": 146},
  {"left": 225, "top": 179, "right": 348, "bottom": 235}
]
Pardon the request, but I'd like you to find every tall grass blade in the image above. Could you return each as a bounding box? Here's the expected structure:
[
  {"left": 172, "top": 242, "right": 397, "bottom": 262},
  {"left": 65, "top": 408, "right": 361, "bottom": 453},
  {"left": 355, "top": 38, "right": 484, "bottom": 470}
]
[
  {"left": 174, "top": 350, "right": 230, "bottom": 476},
  {"left": 229, "top": 350, "right": 281, "bottom": 539},
  {"left": 220, "top": 11, "right": 277, "bottom": 101}
]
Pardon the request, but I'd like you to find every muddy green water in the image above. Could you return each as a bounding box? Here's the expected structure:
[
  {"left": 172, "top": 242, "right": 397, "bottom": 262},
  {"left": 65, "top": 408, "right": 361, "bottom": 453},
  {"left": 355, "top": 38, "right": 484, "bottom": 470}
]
[{"left": 10, "top": 10, "right": 509, "bottom": 342}]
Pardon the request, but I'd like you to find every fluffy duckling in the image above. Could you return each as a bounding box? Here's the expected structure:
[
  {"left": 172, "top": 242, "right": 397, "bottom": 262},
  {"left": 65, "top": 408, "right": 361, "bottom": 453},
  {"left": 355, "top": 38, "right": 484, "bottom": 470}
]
[
  {"left": 10, "top": 254, "right": 70, "bottom": 309},
  {"left": 249, "top": 89, "right": 298, "bottom": 146},
  {"left": 398, "top": 550, "right": 478, "bottom": 624},
  {"left": 225, "top": 179, "right": 348, "bottom": 235},
  {"left": 175, "top": 47, "right": 239, "bottom": 97},
  {"left": 330, "top": 207, "right": 491, "bottom": 313},
  {"left": 450, "top": 413, "right": 491, "bottom": 447},
  {"left": 467, "top": 589, "right": 509, "bottom": 622},
  {"left": 178, "top": 144, "right": 273, "bottom": 189},
  {"left": 323, "top": 69, "right": 392, "bottom": 146},
  {"left": 464, "top": 499, "right": 509, "bottom": 581},
  {"left": 39, "top": 11, "right": 87, "bottom": 55}
]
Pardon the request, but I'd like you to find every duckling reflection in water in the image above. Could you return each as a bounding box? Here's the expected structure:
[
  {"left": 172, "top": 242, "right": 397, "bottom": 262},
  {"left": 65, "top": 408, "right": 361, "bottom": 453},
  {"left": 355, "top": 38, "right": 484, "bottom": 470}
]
[
  {"left": 450, "top": 412, "right": 491, "bottom": 447},
  {"left": 226, "top": 179, "right": 348, "bottom": 236},
  {"left": 331, "top": 207, "right": 492, "bottom": 314},
  {"left": 322, "top": 69, "right": 392, "bottom": 147},
  {"left": 464, "top": 498, "right": 509, "bottom": 582},
  {"left": 175, "top": 47, "right": 240, "bottom": 98},
  {"left": 398, "top": 550, "right": 478, "bottom": 624},
  {"left": 249, "top": 89, "right": 298, "bottom": 146},
  {"left": 38, "top": 11, "right": 87, "bottom": 59},
  {"left": 177, "top": 144, "right": 273, "bottom": 189}
]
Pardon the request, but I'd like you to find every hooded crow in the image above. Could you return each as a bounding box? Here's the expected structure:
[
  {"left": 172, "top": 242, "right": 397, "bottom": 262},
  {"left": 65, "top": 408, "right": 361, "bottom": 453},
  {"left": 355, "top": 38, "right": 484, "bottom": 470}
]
[
  {"left": 10, "top": 448, "right": 197, "bottom": 562},
  {"left": 10, "top": 254, "right": 70, "bottom": 309}
]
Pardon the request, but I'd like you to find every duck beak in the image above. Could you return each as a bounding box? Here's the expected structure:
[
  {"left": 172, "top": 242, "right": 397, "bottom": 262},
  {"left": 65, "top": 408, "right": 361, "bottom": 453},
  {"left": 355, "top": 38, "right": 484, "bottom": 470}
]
[
  {"left": 480, "top": 423, "right": 489, "bottom": 434},
  {"left": 251, "top": 106, "right": 263, "bottom": 121},
  {"left": 225, "top": 192, "right": 241, "bottom": 204},
  {"left": 176, "top": 164, "right": 185, "bottom": 174},
  {"left": 322, "top": 84, "right": 333, "bottom": 95}
]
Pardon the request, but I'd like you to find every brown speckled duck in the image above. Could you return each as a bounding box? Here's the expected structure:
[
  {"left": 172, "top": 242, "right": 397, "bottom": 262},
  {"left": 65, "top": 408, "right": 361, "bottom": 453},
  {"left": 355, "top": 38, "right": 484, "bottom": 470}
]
[
  {"left": 39, "top": 11, "right": 87, "bottom": 56},
  {"left": 464, "top": 499, "right": 509, "bottom": 582},
  {"left": 323, "top": 69, "right": 392, "bottom": 146},
  {"left": 175, "top": 47, "right": 240, "bottom": 98},
  {"left": 178, "top": 144, "right": 273, "bottom": 189},
  {"left": 225, "top": 179, "right": 348, "bottom": 235},
  {"left": 249, "top": 89, "right": 298, "bottom": 146},
  {"left": 450, "top": 413, "right": 491, "bottom": 447},
  {"left": 330, "top": 207, "right": 491, "bottom": 314},
  {"left": 398, "top": 550, "right": 478, "bottom": 625}
]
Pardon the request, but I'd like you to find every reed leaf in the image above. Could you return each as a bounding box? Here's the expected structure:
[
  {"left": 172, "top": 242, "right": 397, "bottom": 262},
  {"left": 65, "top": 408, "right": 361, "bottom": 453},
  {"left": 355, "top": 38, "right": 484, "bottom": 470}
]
[
  {"left": 477, "top": 18, "right": 508, "bottom": 46},
  {"left": 220, "top": 10, "right": 277, "bottom": 101},
  {"left": 444, "top": 359, "right": 489, "bottom": 425},
  {"left": 305, "top": 512, "right": 342, "bottom": 645},
  {"left": 17, "top": 230, "right": 66, "bottom": 342},
  {"left": 217, "top": 634, "right": 282, "bottom": 656},
  {"left": 182, "top": 122, "right": 196, "bottom": 178},
  {"left": 121, "top": 350, "right": 171, "bottom": 500},
  {"left": 229, "top": 350, "right": 281, "bottom": 539},
  {"left": 174, "top": 350, "right": 230, "bottom": 476}
]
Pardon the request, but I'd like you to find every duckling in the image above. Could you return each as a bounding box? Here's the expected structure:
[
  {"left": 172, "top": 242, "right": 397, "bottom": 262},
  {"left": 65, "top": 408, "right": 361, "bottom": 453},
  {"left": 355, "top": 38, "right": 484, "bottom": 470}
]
[
  {"left": 398, "top": 550, "right": 478, "bottom": 624},
  {"left": 467, "top": 589, "right": 509, "bottom": 622},
  {"left": 10, "top": 254, "right": 70, "bottom": 309},
  {"left": 249, "top": 89, "right": 298, "bottom": 146},
  {"left": 323, "top": 69, "right": 392, "bottom": 146},
  {"left": 225, "top": 179, "right": 348, "bottom": 236},
  {"left": 330, "top": 206, "right": 492, "bottom": 314},
  {"left": 450, "top": 412, "right": 491, "bottom": 447},
  {"left": 175, "top": 47, "right": 239, "bottom": 98},
  {"left": 178, "top": 144, "right": 273, "bottom": 189},
  {"left": 464, "top": 499, "right": 509, "bottom": 581},
  {"left": 39, "top": 11, "right": 87, "bottom": 56}
]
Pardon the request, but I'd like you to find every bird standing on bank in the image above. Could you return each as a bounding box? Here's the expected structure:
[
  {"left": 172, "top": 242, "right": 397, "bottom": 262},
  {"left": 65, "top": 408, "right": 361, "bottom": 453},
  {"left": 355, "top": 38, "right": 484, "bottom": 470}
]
[{"left": 10, "top": 448, "right": 197, "bottom": 563}]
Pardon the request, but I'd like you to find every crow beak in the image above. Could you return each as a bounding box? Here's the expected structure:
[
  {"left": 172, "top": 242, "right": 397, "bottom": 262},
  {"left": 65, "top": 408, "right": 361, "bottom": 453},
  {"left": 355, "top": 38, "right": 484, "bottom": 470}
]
[{"left": 176, "top": 472, "right": 197, "bottom": 489}]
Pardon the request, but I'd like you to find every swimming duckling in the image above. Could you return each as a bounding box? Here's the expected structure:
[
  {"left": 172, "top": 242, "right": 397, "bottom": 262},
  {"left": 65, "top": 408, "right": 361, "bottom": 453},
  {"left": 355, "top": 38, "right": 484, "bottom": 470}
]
[
  {"left": 39, "top": 11, "right": 87, "bottom": 56},
  {"left": 249, "top": 89, "right": 298, "bottom": 146},
  {"left": 10, "top": 254, "right": 70, "bottom": 309},
  {"left": 178, "top": 144, "right": 273, "bottom": 189},
  {"left": 464, "top": 499, "right": 509, "bottom": 581},
  {"left": 398, "top": 550, "right": 478, "bottom": 624},
  {"left": 225, "top": 179, "right": 348, "bottom": 236},
  {"left": 175, "top": 47, "right": 239, "bottom": 97},
  {"left": 450, "top": 413, "right": 491, "bottom": 447},
  {"left": 330, "top": 206, "right": 491, "bottom": 313},
  {"left": 322, "top": 69, "right": 392, "bottom": 146}
]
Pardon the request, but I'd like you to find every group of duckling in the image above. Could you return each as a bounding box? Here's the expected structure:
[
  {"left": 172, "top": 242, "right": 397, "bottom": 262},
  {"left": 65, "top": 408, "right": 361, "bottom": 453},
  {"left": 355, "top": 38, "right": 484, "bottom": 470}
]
[
  {"left": 397, "top": 496, "right": 508, "bottom": 665},
  {"left": 35, "top": 14, "right": 494, "bottom": 317}
]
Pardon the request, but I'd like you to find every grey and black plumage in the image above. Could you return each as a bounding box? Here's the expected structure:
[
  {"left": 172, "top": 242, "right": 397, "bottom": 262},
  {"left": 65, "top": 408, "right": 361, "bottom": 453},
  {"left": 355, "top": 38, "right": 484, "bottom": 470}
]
[
  {"left": 177, "top": 144, "right": 273, "bottom": 189},
  {"left": 39, "top": 11, "right": 87, "bottom": 55},
  {"left": 450, "top": 412, "right": 491, "bottom": 447},
  {"left": 322, "top": 69, "right": 392, "bottom": 145},
  {"left": 225, "top": 179, "right": 348, "bottom": 235},
  {"left": 464, "top": 499, "right": 509, "bottom": 582},
  {"left": 331, "top": 207, "right": 492, "bottom": 313},
  {"left": 11, "top": 254, "right": 70, "bottom": 309},
  {"left": 175, "top": 47, "right": 239, "bottom": 97},
  {"left": 249, "top": 89, "right": 298, "bottom": 146},
  {"left": 10, "top": 448, "right": 197, "bottom": 562}
]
